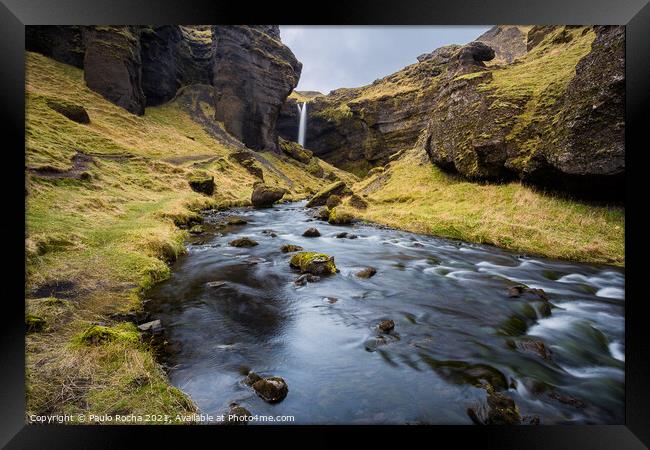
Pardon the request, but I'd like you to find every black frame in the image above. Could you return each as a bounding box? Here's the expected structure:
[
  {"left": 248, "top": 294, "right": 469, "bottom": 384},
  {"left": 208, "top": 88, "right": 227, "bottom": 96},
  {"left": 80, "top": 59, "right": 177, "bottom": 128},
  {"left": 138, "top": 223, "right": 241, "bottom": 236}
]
[{"left": 2, "top": 0, "right": 649, "bottom": 447}]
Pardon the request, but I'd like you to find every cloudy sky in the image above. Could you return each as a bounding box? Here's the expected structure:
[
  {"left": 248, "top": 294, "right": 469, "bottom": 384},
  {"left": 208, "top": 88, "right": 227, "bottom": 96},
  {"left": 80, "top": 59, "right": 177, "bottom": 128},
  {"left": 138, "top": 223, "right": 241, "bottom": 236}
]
[{"left": 279, "top": 26, "right": 492, "bottom": 94}]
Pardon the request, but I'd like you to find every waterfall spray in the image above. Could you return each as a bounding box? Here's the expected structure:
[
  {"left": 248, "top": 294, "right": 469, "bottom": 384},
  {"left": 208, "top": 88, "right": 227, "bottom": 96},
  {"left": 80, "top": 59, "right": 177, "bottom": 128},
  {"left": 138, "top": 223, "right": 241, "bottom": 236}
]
[{"left": 297, "top": 101, "right": 307, "bottom": 147}]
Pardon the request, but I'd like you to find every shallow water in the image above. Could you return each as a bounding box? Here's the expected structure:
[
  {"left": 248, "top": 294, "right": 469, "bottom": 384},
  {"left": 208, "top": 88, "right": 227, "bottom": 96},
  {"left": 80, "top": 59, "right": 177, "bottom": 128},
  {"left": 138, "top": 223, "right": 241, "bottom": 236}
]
[{"left": 145, "top": 201, "right": 624, "bottom": 424}]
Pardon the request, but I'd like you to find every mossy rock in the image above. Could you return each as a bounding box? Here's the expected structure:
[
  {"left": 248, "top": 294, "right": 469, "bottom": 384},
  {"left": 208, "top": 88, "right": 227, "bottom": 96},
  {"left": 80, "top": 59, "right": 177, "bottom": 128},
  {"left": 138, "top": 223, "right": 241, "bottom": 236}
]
[
  {"left": 251, "top": 184, "right": 286, "bottom": 208},
  {"left": 306, "top": 181, "right": 349, "bottom": 208},
  {"left": 46, "top": 99, "right": 90, "bottom": 124},
  {"left": 279, "top": 138, "right": 312, "bottom": 164},
  {"left": 328, "top": 207, "right": 353, "bottom": 225},
  {"left": 281, "top": 244, "right": 303, "bottom": 253},
  {"left": 306, "top": 159, "right": 324, "bottom": 178},
  {"left": 348, "top": 193, "right": 368, "bottom": 209},
  {"left": 188, "top": 175, "right": 215, "bottom": 195},
  {"left": 289, "top": 252, "right": 337, "bottom": 275},
  {"left": 314, "top": 207, "right": 330, "bottom": 221},
  {"left": 229, "top": 237, "right": 259, "bottom": 248},
  {"left": 26, "top": 314, "right": 46, "bottom": 333},
  {"left": 74, "top": 323, "right": 140, "bottom": 346},
  {"left": 325, "top": 195, "right": 341, "bottom": 209}
]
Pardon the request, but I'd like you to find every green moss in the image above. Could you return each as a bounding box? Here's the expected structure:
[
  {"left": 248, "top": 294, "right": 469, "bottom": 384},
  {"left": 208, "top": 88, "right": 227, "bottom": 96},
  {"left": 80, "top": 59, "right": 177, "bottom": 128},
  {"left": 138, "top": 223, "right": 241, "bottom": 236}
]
[
  {"left": 328, "top": 207, "right": 354, "bottom": 225},
  {"left": 279, "top": 138, "right": 312, "bottom": 164},
  {"left": 289, "top": 252, "right": 337, "bottom": 275},
  {"left": 73, "top": 323, "right": 140, "bottom": 346},
  {"left": 26, "top": 314, "right": 47, "bottom": 332}
]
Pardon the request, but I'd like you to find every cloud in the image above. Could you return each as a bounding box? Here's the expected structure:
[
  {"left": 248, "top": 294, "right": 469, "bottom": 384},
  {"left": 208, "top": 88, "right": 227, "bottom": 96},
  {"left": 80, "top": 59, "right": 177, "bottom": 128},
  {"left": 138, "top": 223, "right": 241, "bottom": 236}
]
[{"left": 280, "top": 26, "right": 492, "bottom": 94}]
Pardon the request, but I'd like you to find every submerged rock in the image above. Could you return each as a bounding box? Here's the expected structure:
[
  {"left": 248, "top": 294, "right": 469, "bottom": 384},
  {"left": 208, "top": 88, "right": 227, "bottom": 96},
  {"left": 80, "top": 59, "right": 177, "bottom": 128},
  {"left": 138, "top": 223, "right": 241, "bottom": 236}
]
[
  {"left": 294, "top": 273, "right": 321, "bottom": 286},
  {"left": 281, "top": 244, "right": 303, "bottom": 253},
  {"left": 513, "top": 339, "right": 553, "bottom": 360},
  {"left": 302, "top": 227, "right": 321, "bottom": 237},
  {"left": 378, "top": 319, "right": 395, "bottom": 333},
  {"left": 229, "top": 237, "right": 258, "bottom": 247},
  {"left": 226, "top": 216, "right": 247, "bottom": 225},
  {"left": 251, "top": 184, "right": 286, "bottom": 208},
  {"left": 467, "top": 384, "right": 521, "bottom": 425},
  {"left": 206, "top": 281, "right": 227, "bottom": 288},
  {"left": 356, "top": 267, "right": 377, "bottom": 279},
  {"left": 290, "top": 252, "right": 337, "bottom": 275}
]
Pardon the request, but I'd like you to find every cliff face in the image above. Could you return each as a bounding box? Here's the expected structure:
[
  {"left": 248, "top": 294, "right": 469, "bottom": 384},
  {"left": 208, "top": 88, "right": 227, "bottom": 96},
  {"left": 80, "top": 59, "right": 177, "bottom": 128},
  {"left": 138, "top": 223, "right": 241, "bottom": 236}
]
[
  {"left": 26, "top": 25, "right": 300, "bottom": 152},
  {"left": 278, "top": 25, "right": 624, "bottom": 198},
  {"left": 211, "top": 26, "right": 302, "bottom": 152}
]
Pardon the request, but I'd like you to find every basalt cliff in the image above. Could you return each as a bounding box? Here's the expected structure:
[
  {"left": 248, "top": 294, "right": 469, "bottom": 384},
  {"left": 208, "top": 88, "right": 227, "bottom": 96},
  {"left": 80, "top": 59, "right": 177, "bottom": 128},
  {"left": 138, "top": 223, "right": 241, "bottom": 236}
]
[
  {"left": 277, "top": 25, "right": 624, "bottom": 199},
  {"left": 27, "top": 25, "right": 301, "bottom": 152}
]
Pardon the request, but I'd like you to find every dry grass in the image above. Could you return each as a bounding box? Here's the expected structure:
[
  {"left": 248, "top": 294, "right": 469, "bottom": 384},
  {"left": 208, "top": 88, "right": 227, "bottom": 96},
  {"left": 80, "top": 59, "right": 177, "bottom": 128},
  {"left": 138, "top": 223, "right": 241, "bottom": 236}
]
[{"left": 351, "top": 150, "right": 624, "bottom": 266}]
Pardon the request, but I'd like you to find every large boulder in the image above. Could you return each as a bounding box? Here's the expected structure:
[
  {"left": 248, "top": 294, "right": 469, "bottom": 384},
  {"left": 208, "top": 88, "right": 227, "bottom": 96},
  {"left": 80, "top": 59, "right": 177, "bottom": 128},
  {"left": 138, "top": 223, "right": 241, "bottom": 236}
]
[
  {"left": 211, "top": 26, "right": 302, "bottom": 152},
  {"left": 46, "top": 99, "right": 90, "bottom": 124},
  {"left": 306, "top": 181, "right": 349, "bottom": 208},
  {"left": 251, "top": 184, "right": 286, "bottom": 208},
  {"left": 82, "top": 26, "right": 146, "bottom": 115}
]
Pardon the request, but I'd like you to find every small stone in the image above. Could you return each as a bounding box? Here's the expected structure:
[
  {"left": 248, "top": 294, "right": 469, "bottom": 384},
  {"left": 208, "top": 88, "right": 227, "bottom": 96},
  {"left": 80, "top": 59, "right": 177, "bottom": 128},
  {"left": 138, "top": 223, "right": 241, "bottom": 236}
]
[
  {"left": 356, "top": 267, "right": 377, "bottom": 279},
  {"left": 137, "top": 319, "right": 162, "bottom": 334},
  {"left": 281, "top": 244, "right": 303, "bottom": 253},
  {"left": 226, "top": 216, "right": 247, "bottom": 225},
  {"left": 336, "top": 232, "right": 348, "bottom": 238},
  {"left": 378, "top": 319, "right": 395, "bottom": 333},
  {"left": 302, "top": 227, "right": 321, "bottom": 237},
  {"left": 252, "top": 376, "right": 289, "bottom": 403},
  {"left": 206, "top": 281, "right": 227, "bottom": 288},
  {"left": 229, "top": 237, "right": 258, "bottom": 247},
  {"left": 294, "top": 274, "right": 321, "bottom": 286},
  {"left": 507, "top": 285, "right": 526, "bottom": 298}
]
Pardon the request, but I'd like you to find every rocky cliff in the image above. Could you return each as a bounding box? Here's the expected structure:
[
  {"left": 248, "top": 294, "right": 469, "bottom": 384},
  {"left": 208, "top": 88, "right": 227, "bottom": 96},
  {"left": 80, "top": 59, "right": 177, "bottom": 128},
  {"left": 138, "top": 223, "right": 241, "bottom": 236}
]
[
  {"left": 27, "top": 25, "right": 300, "bottom": 152},
  {"left": 278, "top": 25, "right": 624, "bottom": 198}
]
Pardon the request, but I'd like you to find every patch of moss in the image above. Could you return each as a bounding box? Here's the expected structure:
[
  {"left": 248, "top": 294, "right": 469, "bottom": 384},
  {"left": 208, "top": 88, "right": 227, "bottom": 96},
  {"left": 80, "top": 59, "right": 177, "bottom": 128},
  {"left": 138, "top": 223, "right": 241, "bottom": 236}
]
[
  {"left": 26, "top": 314, "right": 47, "bottom": 332},
  {"left": 73, "top": 323, "right": 140, "bottom": 346},
  {"left": 328, "top": 207, "right": 354, "bottom": 225}
]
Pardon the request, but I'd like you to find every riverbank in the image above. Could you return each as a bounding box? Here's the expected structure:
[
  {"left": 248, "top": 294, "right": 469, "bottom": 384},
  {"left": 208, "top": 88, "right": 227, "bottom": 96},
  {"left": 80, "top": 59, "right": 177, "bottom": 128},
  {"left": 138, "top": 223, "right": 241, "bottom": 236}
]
[
  {"left": 346, "top": 149, "right": 624, "bottom": 266},
  {"left": 25, "top": 52, "right": 353, "bottom": 421}
]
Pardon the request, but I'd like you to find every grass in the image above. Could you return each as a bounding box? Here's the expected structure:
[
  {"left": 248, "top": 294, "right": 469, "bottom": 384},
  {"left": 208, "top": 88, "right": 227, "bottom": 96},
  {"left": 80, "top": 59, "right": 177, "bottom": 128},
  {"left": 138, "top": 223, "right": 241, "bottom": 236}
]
[
  {"left": 351, "top": 150, "right": 624, "bottom": 266},
  {"left": 24, "top": 51, "right": 346, "bottom": 421}
]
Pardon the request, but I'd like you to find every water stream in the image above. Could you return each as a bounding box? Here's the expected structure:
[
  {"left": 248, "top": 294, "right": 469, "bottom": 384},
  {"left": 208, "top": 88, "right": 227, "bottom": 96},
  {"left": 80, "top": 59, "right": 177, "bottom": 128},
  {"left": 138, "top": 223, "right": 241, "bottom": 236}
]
[{"left": 145, "top": 201, "right": 624, "bottom": 424}]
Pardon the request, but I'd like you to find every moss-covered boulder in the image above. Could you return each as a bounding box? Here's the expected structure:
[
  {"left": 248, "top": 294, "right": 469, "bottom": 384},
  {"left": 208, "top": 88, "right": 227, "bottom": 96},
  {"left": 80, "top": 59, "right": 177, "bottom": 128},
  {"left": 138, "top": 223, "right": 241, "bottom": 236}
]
[
  {"left": 26, "top": 314, "right": 46, "bottom": 333},
  {"left": 251, "top": 184, "right": 286, "bottom": 208},
  {"left": 325, "top": 194, "right": 341, "bottom": 209},
  {"left": 348, "top": 194, "right": 368, "bottom": 210},
  {"left": 188, "top": 174, "right": 215, "bottom": 195},
  {"left": 281, "top": 244, "right": 303, "bottom": 253},
  {"left": 46, "top": 99, "right": 90, "bottom": 124},
  {"left": 289, "top": 252, "right": 337, "bottom": 275},
  {"left": 74, "top": 323, "right": 140, "bottom": 346},
  {"left": 306, "top": 159, "right": 324, "bottom": 178},
  {"left": 279, "top": 138, "right": 312, "bottom": 164},
  {"left": 306, "top": 181, "right": 349, "bottom": 207},
  {"left": 229, "top": 237, "right": 258, "bottom": 247},
  {"left": 229, "top": 151, "right": 264, "bottom": 180},
  {"left": 328, "top": 208, "right": 353, "bottom": 225}
]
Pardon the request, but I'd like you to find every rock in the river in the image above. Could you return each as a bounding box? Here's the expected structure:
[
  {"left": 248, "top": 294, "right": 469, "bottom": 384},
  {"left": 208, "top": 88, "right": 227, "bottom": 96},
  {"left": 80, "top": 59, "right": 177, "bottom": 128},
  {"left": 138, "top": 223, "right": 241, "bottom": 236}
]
[
  {"left": 302, "top": 227, "right": 321, "bottom": 237},
  {"left": 290, "top": 252, "right": 337, "bottom": 275},
  {"left": 188, "top": 174, "right": 215, "bottom": 195},
  {"left": 356, "top": 267, "right": 377, "bottom": 279},
  {"left": 507, "top": 285, "right": 526, "bottom": 298},
  {"left": 281, "top": 244, "right": 303, "bottom": 253},
  {"left": 514, "top": 339, "right": 552, "bottom": 360},
  {"left": 294, "top": 273, "right": 321, "bottom": 286},
  {"left": 250, "top": 376, "right": 289, "bottom": 403},
  {"left": 467, "top": 384, "right": 521, "bottom": 425},
  {"left": 229, "top": 237, "right": 258, "bottom": 247},
  {"left": 225, "top": 403, "right": 252, "bottom": 425},
  {"left": 306, "top": 181, "right": 349, "bottom": 207},
  {"left": 251, "top": 184, "right": 286, "bottom": 208},
  {"left": 378, "top": 319, "right": 395, "bottom": 333},
  {"left": 137, "top": 319, "right": 163, "bottom": 334},
  {"left": 46, "top": 99, "right": 90, "bottom": 124},
  {"left": 206, "top": 281, "right": 227, "bottom": 288},
  {"left": 226, "top": 216, "right": 247, "bottom": 225},
  {"left": 211, "top": 26, "right": 301, "bottom": 151},
  {"left": 314, "top": 207, "right": 331, "bottom": 221},
  {"left": 328, "top": 208, "right": 353, "bottom": 225}
]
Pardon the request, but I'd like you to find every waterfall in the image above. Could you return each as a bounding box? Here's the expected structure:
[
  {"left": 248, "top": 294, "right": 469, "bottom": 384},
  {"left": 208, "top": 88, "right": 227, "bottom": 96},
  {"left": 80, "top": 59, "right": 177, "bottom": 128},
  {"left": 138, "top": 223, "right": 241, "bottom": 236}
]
[{"left": 297, "top": 101, "right": 307, "bottom": 147}]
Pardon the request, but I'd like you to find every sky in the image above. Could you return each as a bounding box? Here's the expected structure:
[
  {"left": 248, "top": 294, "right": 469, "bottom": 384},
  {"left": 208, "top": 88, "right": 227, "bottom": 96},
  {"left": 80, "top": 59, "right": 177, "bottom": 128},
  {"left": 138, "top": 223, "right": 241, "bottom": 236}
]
[{"left": 279, "top": 26, "right": 492, "bottom": 94}]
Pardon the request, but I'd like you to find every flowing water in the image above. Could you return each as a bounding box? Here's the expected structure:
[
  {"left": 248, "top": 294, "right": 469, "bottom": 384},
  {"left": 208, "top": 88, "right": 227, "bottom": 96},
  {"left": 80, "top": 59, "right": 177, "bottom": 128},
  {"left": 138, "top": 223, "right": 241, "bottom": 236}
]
[{"left": 145, "top": 202, "right": 625, "bottom": 425}]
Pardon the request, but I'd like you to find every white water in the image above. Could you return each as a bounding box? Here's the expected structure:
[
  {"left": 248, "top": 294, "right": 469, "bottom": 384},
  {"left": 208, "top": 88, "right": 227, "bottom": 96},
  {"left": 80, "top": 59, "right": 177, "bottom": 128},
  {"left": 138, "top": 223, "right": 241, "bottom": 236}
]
[{"left": 297, "top": 101, "right": 307, "bottom": 147}]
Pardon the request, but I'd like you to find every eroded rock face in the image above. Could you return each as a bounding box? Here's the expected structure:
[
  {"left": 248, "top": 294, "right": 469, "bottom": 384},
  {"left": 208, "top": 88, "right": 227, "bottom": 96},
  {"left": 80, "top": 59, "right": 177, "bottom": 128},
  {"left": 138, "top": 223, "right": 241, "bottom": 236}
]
[
  {"left": 82, "top": 26, "right": 146, "bottom": 115},
  {"left": 26, "top": 26, "right": 86, "bottom": 68},
  {"left": 211, "top": 26, "right": 302, "bottom": 152}
]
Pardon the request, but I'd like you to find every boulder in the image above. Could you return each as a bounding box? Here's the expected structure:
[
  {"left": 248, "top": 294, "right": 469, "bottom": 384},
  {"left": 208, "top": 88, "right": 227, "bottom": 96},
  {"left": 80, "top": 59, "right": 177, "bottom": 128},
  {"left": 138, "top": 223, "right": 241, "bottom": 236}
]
[
  {"left": 46, "top": 100, "right": 90, "bottom": 124},
  {"left": 306, "top": 181, "right": 349, "bottom": 207},
  {"left": 302, "top": 227, "right": 321, "bottom": 237},
  {"left": 229, "top": 151, "right": 264, "bottom": 179},
  {"left": 289, "top": 252, "right": 337, "bottom": 275},
  {"left": 325, "top": 194, "right": 341, "bottom": 209},
  {"left": 137, "top": 319, "right": 163, "bottom": 334},
  {"left": 188, "top": 175, "right": 215, "bottom": 195},
  {"left": 378, "top": 319, "right": 395, "bottom": 333},
  {"left": 226, "top": 216, "right": 247, "bottom": 225},
  {"left": 229, "top": 237, "right": 258, "bottom": 247},
  {"left": 251, "top": 184, "right": 286, "bottom": 208},
  {"left": 279, "top": 137, "right": 312, "bottom": 164},
  {"left": 328, "top": 208, "right": 353, "bottom": 225},
  {"left": 245, "top": 373, "right": 288, "bottom": 403},
  {"left": 281, "top": 244, "right": 303, "bottom": 253},
  {"left": 356, "top": 267, "right": 377, "bottom": 279},
  {"left": 348, "top": 194, "right": 368, "bottom": 210}
]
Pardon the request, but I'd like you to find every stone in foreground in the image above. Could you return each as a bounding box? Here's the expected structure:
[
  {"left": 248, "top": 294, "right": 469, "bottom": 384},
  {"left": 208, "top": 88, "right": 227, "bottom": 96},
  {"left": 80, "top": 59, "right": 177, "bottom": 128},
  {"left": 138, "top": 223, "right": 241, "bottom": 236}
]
[
  {"left": 302, "top": 227, "right": 321, "bottom": 237},
  {"left": 356, "top": 267, "right": 377, "bottom": 279},
  {"left": 378, "top": 319, "right": 395, "bottom": 333},
  {"left": 290, "top": 252, "right": 337, "bottom": 275}
]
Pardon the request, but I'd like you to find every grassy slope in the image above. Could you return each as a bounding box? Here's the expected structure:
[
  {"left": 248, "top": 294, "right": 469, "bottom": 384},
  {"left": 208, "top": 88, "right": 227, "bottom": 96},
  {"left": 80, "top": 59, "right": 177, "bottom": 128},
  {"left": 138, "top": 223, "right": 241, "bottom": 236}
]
[
  {"left": 24, "top": 51, "right": 352, "bottom": 420},
  {"left": 349, "top": 149, "right": 624, "bottom": 266}
]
